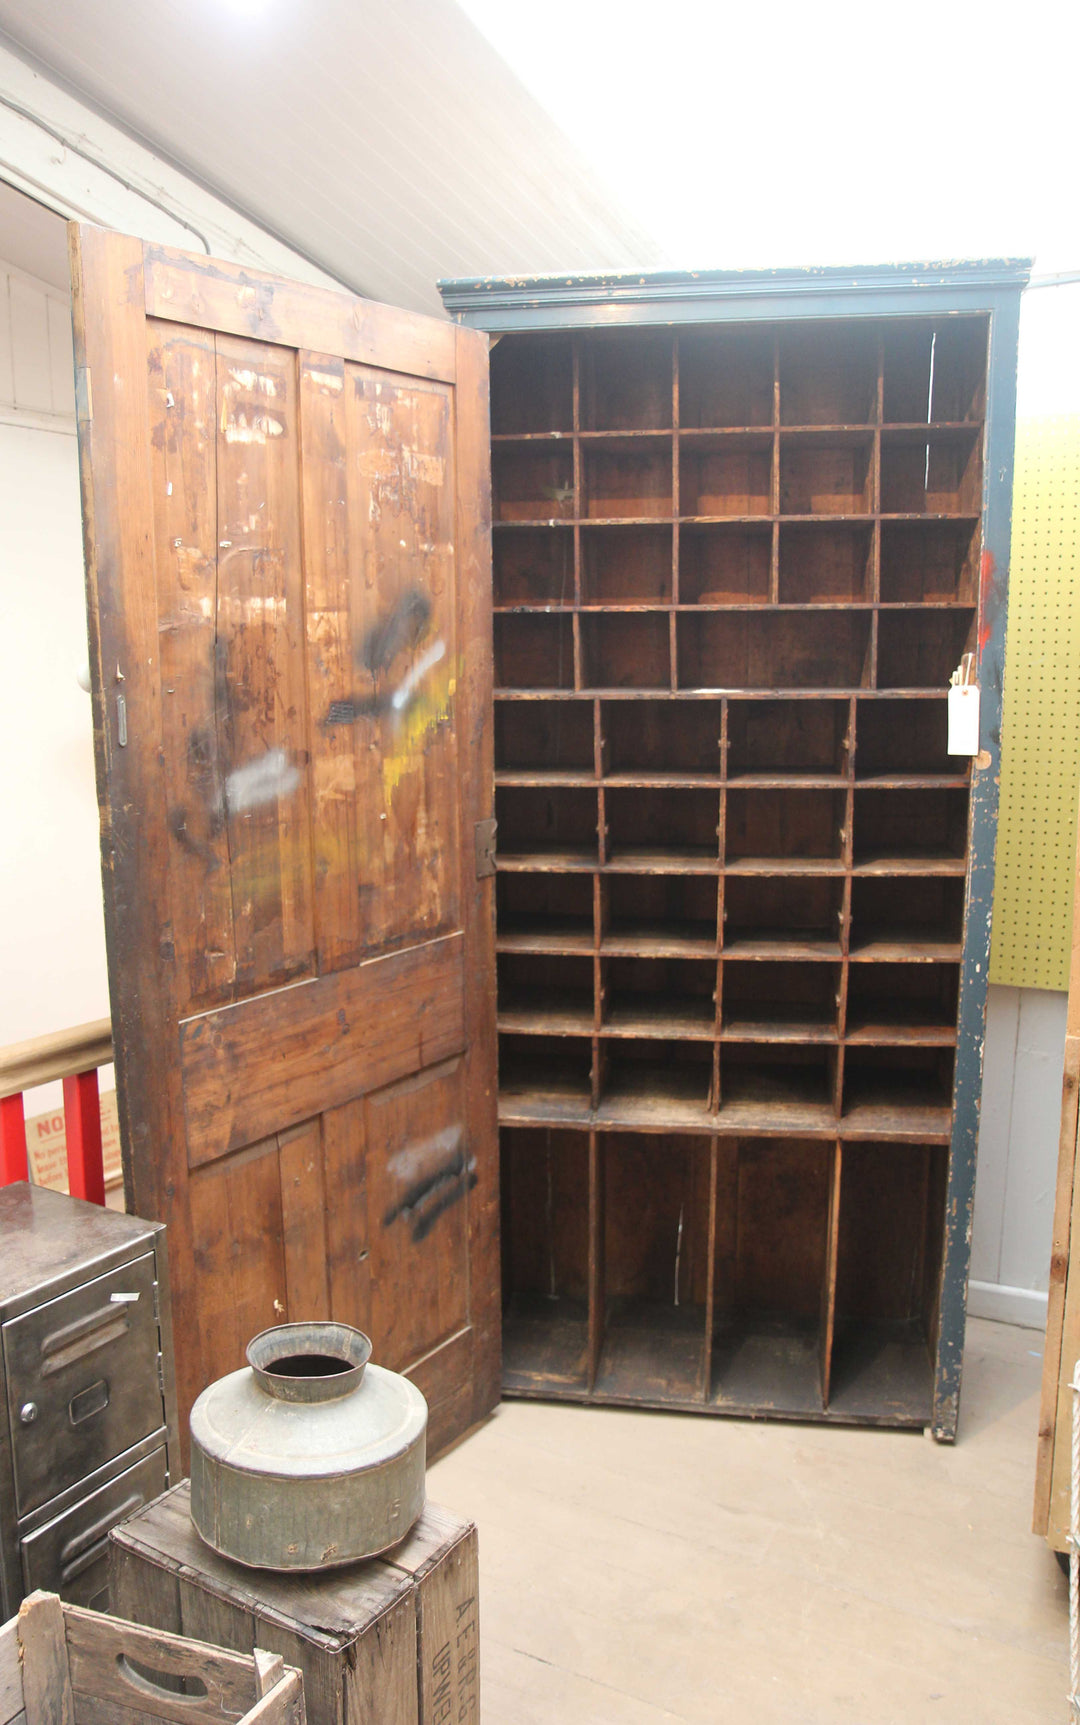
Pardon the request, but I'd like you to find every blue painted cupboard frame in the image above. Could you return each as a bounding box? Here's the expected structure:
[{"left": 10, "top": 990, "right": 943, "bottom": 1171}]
[{"left": 441, "top": 262, "right": 1029, "bottom": 1439}]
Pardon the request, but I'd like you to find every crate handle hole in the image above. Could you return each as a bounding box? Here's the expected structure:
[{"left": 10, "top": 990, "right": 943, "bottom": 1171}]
[{"left": 118, "top": 1655, "right": 208, "bottom": 1700}]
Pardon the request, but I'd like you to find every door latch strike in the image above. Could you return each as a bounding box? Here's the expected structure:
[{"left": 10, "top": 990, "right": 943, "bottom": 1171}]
[
  {"left": 474, "top": 817, "right": 497, "bottom": 879},
  {"left": 117, "top": 691, "right": 128, "bottom": 747}
]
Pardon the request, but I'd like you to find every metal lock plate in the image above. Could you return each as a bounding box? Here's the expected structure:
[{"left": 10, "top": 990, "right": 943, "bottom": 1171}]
[{"left": 474, "top": 817, "right": 497, "bottom": 879}]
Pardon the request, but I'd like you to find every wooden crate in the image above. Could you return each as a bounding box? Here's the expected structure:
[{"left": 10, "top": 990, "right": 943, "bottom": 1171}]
[
  {"left": 1, "top": 1589, "right": 304, "bottom": 1724},
  {"left": 1033, "top": 792, "right": 1080, "bottom": 1550},
  {"left": 110, "top": 1483, "right": 479, "bottom": 1725}
]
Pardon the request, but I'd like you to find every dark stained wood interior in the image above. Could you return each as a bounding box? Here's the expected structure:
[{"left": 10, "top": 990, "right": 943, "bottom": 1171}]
[{"left": 489, "top": 313, "right": 989, "bottom": 1425}]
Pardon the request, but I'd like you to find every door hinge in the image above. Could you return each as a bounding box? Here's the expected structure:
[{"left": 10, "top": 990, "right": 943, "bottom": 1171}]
[
  {"left": 156, "top": 1352, "right": 166, "bottom": 1399},
  {"left": 474, "top": 817, "right": 497, "bottom": 879}
]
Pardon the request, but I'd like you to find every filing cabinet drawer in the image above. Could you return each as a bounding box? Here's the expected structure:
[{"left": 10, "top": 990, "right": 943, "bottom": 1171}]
[
  {"left": 20, "top": 1446, "right": 168, "bottom": 1610},
  {"left": 3, "top": 1251, "right": 164, "bottom": 1515}
]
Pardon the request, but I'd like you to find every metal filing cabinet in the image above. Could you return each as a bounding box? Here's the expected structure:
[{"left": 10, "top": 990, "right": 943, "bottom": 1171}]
[{"left": 0, "top": 1182, "right": 177, "bottom": 1616}]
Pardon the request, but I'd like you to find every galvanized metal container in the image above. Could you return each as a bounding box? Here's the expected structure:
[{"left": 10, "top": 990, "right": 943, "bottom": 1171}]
[{"left": 189, "top": 1322, "right": 427, "bottom": 1570}]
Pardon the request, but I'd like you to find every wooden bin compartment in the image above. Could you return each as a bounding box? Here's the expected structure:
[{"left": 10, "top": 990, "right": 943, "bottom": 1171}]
[
  {"left": 582, "top": 437, "right": 673, "bottom": 519},
  {"left": 778, "top": 432, "right": 873, "bottom": 516},
  {"left": 876, "top": 607, "right": 976, "bottom": 688},
  {"left": 597, "top": 1038, "right": 714, "bottom": 1123},
  {"left": 493, "top": 442, "right": 574, "bottom": 522},
  {"left": 498, "top": 952, "right": 594, "bottom": 1036},
  {"left": 777, "top": 522, "right": 873, "bottom": 603},
  {"left": 725, "top": 788, "right": 846, "bottom": 867},
  {"left": 881, "top": 316, "right": 988, "bottom": 424},
  {"left": 581, "top": 331, "right": 673, "bottom": 430},
  {"left": 494, "top": 612, "right": 574, "bottom": 690},
  {"left": 595, "top": 1134, "right": 711, "bottom": 1403},
  {"left": 880, "top": 426, "right": 982, "bottom": 516},
  {"left": 499, "top": 1032, "right": 593, "bottom": 1119},
  {"left": 879, "top": 520, "right": 979, "bottom": 603},
  {"left": 679, "top": 432, "right": 772, "bottom": 517},
  {"left": 852, "top": 788, "right": 969, "bottom": 869},
  {"left": 845, "top": 962, "right": 959, "bottom": 1042},
  {"left": 849, "top": 877, "right": 964, "bottom": 957},
  {"left": 727, "top": 698, "right": 851, "bottom": 779},
  {"left": 496, "top": 785, "right": 598, "bottom": 866},
  {"left": 677, "top": 610, "right": 873, "bottom": 690},
  {"left": 496, "top": 697, "right": 594, "bottom": 775},
  {"left": 496, "top": 871, "right": 594, "bottom": 952},
  {"left": 580, "top": 611, "right": 670, "bottom": 688},
  {"left": 680, "top": 522, "right": 771, "bottom": 604},
  {"left": 490, "top": 332, "right": 573, "bottom": 433},
  {"left": 604, "top": 786, "right": 720, "bottom": 868},
  {"left": 719, "top": 1043, "right": 837, "bottom": 1128},
  {"left": 842, "top": 1046, "right": 955, "bottom": 1135},
  {"left": 501, "top": 1127, "right": 590, "bottom": 1391},
  {"left": 722, "top": 959, "right": 841, "bottom": 1040},
  {"left": 854, "top": 697, "right": 954, "bottom": 779},
  {"left": 602, "top": 873, "right": 719, "bottom": 957},
  {"left": 602, "top": 698, "right": 722, "bottom": 780},
  {"left": 677, "top": 326, "right": 775, "bottom": 429},
  {"left": 602, "top": 955, "right": 717, "bottom": 1038},
  {"left": 581, "top": 523, "right": 672, "bottom": 604},
  {"left": 779, "top": 325, "right": 878, "bottom": 425},
  {"left": 827, "top": 1142, "right": 946, "bottom": 1421},
  {"left": 494, "top": 524, "right": 574, "bottom": 606},
  {"left": 711, "top": 1138, "right": 832, "bottom": 1414},
  {"left": 724, "top": 875, "right": 844, "bottom": 958}
]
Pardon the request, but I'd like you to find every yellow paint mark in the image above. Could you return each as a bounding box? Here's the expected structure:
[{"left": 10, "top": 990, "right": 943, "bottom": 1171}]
[{"left": 382, "top": 666, "right": 457, "bottom": 799}]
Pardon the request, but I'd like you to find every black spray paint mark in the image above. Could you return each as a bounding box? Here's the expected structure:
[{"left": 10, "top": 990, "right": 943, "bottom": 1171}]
[
  {"left": 324, "top": 586, "right": 434, "bottom": 730},
  {"left": 383, "top": 1147, "right": 478, "bottom": 1244},
  {"left": 362, "top": 588, "right": 432, "bottom": 675}
]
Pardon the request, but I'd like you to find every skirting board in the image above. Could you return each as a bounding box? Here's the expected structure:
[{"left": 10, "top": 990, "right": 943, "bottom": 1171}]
[{"left": 967, "top": 1280, "right": 1048, "bottom": 1330}]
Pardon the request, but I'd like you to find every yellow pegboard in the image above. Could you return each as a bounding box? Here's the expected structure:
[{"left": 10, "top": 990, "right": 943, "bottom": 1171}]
[{"left": 991, "top": 416, "right": 1080, "bottom": 991}]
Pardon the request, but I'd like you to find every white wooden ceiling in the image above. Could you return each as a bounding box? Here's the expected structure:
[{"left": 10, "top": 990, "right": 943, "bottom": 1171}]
[{"left": 0, "top": 1, "right": 663, "bottom": 315}]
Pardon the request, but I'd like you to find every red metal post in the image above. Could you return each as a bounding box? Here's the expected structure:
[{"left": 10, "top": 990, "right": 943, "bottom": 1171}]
[
  {"left": 0, "top": 1092, "right": 28, "bottom": 1184},
  {"left": 63, "top": 1069, "right": 106, "bottom": 1205}
]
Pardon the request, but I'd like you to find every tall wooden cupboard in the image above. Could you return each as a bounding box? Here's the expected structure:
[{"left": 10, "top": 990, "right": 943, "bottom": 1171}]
[{"left": 440, "top": 262, "right": 1029, "bottom": 1439}]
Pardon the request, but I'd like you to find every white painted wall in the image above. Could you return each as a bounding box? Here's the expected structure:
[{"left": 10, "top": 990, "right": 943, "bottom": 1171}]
[
  {"left": 970, "top": 985, "right": 1067, "bottom": 1327},
  {"left": 0, "top": 259, "right": 103, "bottom": 1116},
  {"left": 0, "top": 31, "right": 346, "bottom": 1118}
]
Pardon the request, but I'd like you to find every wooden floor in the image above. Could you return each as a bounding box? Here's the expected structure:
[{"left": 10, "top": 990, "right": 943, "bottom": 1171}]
[{"left": 428, "top": 1317, "right": 1066, "bottom": 1724}]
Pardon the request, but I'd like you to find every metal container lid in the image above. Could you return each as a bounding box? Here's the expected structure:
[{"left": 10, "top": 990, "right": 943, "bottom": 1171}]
[{"left": 189, "top": 1322, "right": 427, "bottom": 1569}]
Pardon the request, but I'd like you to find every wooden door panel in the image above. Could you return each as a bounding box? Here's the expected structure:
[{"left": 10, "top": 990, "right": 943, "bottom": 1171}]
[
  {"left": 278, "top": 1118, "right": 333, "bottom": 1324},
  {"left": 147, "top": 321, "right": 238, "bottom": 1016},
  {"left": 323, "top": 1097, "right": 371, "bottom": 1334},
  {"left": 188, "top": 1138, "right": 289, "bottom": 1390},
  {"left": 179, "top": 931, "right": 465, "bottom": 1165},
  {"left": 367, "top": 1058, "right": 472, "bottom": 1368},
  {"left": 72, "top": 227, "right": 499, "bottom": 1455},
  {"left": 342, "top": 364, "right": 460, "bottom": 955}
]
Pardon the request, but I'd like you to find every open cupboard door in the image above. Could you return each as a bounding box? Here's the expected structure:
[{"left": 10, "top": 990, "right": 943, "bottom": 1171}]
[{"left": 70, "top": 226, "right": 499, "bottom": 1458}]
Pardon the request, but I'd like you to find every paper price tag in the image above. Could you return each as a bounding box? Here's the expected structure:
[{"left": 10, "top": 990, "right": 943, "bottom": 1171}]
[{"left": 948, "top": 683, "right": 980, "bottom": 755}]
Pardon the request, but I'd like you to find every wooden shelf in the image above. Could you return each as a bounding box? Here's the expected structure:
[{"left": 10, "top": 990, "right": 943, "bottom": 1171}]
[{"left": 489, "top": 303, "right": 995, "bottom": 1430}]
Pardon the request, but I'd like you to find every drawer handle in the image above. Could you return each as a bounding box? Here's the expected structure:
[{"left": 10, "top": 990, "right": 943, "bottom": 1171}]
[
  {"left": 69, "top": 1378, "right": 110, "bottom": 1426},
  {"left": 40, "top": 1303, "right": 133, "bottom": 1377},
  {"left": 59, "top": 1490, "right": 143, "bottom": 1583}
]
